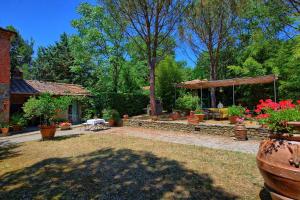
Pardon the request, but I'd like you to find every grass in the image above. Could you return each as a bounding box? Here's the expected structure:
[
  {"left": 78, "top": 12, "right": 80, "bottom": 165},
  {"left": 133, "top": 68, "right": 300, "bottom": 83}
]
[{"left": 0, "top": 132, "right": 268, "bottom": 199}]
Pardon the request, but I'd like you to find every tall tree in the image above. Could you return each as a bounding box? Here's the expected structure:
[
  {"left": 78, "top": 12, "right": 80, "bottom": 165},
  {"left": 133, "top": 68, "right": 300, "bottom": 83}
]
[
  {"left": 72, "top": 2, "right": 127, "bottom": 93},
  {"left": 6, "top": 26, "right": 34, "bottom": 77},
  {"left": 105, "top": 0, "right": 189, "bottom": 115},
  {"left": 32, "top": 33, "right": 75, "bottom": 83},
  {"left": 182, "top": 0, "right": 242, "bottom": 107}
]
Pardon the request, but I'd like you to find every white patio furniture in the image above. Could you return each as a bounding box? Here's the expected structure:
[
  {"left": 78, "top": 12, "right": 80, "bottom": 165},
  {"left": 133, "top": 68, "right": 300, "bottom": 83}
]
[{"left": 83, "top": 118, "right": 109, "bottom": 131}]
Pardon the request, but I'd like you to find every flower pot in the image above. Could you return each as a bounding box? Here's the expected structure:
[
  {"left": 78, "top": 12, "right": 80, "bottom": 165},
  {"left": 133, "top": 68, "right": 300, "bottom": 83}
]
[
  {"left": 195, "top": 114, "right": 205, "bottom": 122},
  {"left": 12, "top": 125, "right": 23, "bottom": 132},
  {"left": 257, "top": 133, "right": 300, "bottom": 199},
  {"left": 123, "top": 115, "right": 129, "bottom": 120},
  {"left": 234, "top": 124, "right": 247, "bottom": 140},
  {"left": 187, "top": 116, "right": 200, "bottom": 125},
  {"left": 170, "top": 112, "right": 181, "bottom": 120},
  {"left": 229, "top": 116, "right": 238, "bottom": 124},
  {"left": 60, "top": 125, "right": 71, "bottom": 130},
  {"left": 1, "top": 128, "right": 9, "bottom": 136},
  {"left": 40, "top": 125, "right": 56, "bottom": 140},
  {"left": 108, "top": 119, "right": 115, "bottom": 127}
]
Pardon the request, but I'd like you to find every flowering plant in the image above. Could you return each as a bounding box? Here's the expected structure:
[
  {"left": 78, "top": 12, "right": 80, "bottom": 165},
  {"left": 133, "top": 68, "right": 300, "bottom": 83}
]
[
  {"left": 236, "top": 117, "right": 245, "bottom": 124},
  {"left": 60, "top": 122, "right": 72, "bottom": 127},
  {"left": 228, "top": 105, "right": 245, "bottom": 117},
  {"left": 255, "top": 99, "right": 300, "bottom": 133}
]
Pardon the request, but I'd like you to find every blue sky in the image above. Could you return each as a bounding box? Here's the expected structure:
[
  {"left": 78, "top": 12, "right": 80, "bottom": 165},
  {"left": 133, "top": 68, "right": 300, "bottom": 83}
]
[{"left": 0, "top": 0, "right": 196, "bottom": 67}]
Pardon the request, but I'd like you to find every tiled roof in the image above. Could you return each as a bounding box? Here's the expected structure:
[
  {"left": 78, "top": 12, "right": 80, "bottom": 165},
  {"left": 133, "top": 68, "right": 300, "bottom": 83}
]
[{"left": 11, "top": 79, "right": 90, "bottom": 96}]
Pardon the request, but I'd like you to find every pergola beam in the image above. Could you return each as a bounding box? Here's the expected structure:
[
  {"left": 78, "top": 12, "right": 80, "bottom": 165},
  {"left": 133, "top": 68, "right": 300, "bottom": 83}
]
[{"left": 176, "top": 75, "right": 278, "bottom": 89}]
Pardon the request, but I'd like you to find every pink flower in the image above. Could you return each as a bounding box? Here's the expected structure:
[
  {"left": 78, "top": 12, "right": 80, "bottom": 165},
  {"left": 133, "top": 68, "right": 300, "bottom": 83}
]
[{"left": 245, "top": 109, "right": 250, "bottom": 113}]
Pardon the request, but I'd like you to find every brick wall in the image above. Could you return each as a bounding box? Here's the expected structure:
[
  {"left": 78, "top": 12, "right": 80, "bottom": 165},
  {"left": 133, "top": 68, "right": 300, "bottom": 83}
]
[{"left": 0, "top": 29, "right": 15, "bottom": 123}]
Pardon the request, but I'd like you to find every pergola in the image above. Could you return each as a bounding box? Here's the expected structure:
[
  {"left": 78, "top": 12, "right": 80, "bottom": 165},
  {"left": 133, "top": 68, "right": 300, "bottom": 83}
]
[{"left": 176, "top": 74, "right": 278, "bottom": 107}]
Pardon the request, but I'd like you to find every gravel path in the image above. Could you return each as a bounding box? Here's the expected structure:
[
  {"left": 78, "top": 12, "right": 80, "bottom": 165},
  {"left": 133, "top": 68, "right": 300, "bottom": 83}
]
[
  {"left": 0, "top": 126, "right": 260, "bottom": 154},
  {"left": 111, "top": 127, "right": 260, "bottom": 154}
]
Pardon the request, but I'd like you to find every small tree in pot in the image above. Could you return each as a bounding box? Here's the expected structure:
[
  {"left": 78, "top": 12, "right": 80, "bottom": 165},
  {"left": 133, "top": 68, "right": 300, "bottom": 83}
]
[
  {"left": 0, "top": 123, "right": 10, "bottom": 136},
  {"left": 23, "top": 93, "right": 72, "bottom": 140},
  {"left": 10, "top": 113, "right": 27, "bottom": 132},
  {"left": 102, "top": 109, "right": 121, "bottom": 127}
]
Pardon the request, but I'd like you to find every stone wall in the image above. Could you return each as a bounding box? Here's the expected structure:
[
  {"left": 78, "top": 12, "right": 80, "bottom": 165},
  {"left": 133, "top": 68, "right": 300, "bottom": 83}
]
[{"left": 124, "top": 119, "right": 269, "bottom": 140}]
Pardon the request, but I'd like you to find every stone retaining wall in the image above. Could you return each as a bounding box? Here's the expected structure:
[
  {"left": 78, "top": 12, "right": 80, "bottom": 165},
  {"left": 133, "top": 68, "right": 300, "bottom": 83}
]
[{"left": 124, "top": 119, "right": 269, "bottom": 140}]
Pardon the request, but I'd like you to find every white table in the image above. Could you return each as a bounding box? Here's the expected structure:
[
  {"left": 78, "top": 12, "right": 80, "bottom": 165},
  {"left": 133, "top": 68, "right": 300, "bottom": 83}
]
[{"left": 83, "top": 119, "right": 109, "bottom": 131}]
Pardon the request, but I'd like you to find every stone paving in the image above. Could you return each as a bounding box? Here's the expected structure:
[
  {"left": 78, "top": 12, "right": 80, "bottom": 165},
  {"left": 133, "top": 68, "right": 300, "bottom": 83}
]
[{"left": 0, "top": 126, "right": 260, "bottom": 154}]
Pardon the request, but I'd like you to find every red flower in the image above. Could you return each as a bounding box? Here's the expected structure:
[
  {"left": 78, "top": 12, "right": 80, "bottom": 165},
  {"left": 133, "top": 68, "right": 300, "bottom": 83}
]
[
  {"left": 245, "top": 109, "right": 250, "bottom": 113},
  {"left": 256, "top": 113, "right": 270, "bottom": 119},
  {"left": 278, "top": 100, "right": 295, "bottom": 110},
  {"left": 297, "top": 100, "right": 300, "bottom": 104}
]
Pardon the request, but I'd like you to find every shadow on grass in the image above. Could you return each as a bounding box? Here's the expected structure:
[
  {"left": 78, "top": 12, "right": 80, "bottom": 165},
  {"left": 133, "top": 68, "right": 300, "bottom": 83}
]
[
  {"left": 0, "top": 141, "right": 20, "bottom": 162},
  {"left": 0, "top": 148, "right": 238, "bottom": 199},
  {"left": 51, "top": 134, "right": 83, "bottom": 141}
]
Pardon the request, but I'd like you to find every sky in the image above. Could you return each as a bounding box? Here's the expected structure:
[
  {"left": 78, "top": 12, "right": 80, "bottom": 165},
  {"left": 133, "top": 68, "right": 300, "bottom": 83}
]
[{"left": 0, "top": 0, "right": 196, "bottom": 67}]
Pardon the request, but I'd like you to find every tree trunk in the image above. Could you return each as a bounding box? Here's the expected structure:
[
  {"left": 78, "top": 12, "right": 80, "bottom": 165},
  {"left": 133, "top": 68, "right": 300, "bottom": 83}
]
[
  {"left": 149, "top": 60, "right": 156, "bottom": 116},
  {"left": 210, "top": 61, "right": 217, "bottom": 108}
]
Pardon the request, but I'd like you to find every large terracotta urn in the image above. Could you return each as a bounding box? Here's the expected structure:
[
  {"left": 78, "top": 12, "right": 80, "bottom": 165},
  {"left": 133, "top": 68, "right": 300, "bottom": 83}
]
[
  {"left": 257, "top": 133, "right": 300, "bottom": 199},
  {"left": 40, "top": 125, "right": 56, "bottom": 140}
]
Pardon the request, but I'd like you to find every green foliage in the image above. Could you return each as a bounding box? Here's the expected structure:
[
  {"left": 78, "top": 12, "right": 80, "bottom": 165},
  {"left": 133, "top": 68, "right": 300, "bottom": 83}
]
[
  {"left": 0, "top": 122, "right": 10, "bottom": 128},
  {"left": 175, "top": 94, "right": 199, "bottom": 111},
  {"left": 228, "top": 105, "right": 245, "bottom": 117},
  {"left": 6, "top": 26, "right": 34, "bottom": 77},
  {"left": 266, "top": 109, "right": 300, "bottom": 133},
  {"left": 10, "top": 113, "right": 27, "bottom": 127},
  {"left": 94, "top": 92, "right": 149, "bottom": 116},
  {"left": 23, "top": 93, "right": 72, "bottom": 125},
  {"left": 156, "top": 56, "right": 183, "bottom": 112},
  {"left": 102, "top": 109, "right": 121, "bottom": 123}
]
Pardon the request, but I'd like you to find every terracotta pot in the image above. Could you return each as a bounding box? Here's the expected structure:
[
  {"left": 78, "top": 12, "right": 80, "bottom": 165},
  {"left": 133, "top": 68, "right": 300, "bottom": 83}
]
[
  {"left": 195, "top": 114, "right": 205, "bottom": 122},
  {"left": 60, "top": 125, "right": 71, "bottom": 130},
  {"left": 229, "top": 116, "right": 238, "bottom": 124},
  {"left": 1, "top": 128, "right": 9, "bottom": 136},
  {"left": 123, "top": 115, "right": 129, "bottom": 120},
  {"left": 108, "top": 119, "right": 115, "bottom": 127},
  {"left": 234, "top": 124, "right": 247, "bottom": 140},
  {"left": 12, "top": 125, "right": 23, "bottom": 132},
  {"left": 40, "top": 125, "right": 56, "bottom": 140},
  {"left": 257, "top": 134, "right": 300, "bottom": 199},
  {"left": 187, "top": 116, "right": 200, "bottom": 125},
  {"left": 170, "top": 112, "right": 181, "bottom": 120}
]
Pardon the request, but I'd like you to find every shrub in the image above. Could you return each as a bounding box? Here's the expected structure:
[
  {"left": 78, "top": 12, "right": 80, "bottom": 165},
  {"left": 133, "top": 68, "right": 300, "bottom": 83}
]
[
  {"left": 102, "top": 109, "right": 121, "bottom": 123},
  {"left": 175, "top": 94, "right": 199, "bottom": 111},
  {"left": 10, "top": 113, "right": 27, "bottom": 127},
  {"left": 94, "top": 92, "right": 149, "bottom": 116},
  {"left": 228, "top": 105, "right": 245, "bottom": 117}
]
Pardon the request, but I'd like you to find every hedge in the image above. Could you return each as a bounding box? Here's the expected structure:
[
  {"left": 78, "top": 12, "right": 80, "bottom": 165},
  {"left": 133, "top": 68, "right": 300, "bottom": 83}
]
[{"left": 94, "top": 92, "right": 149, "bottom": 116}]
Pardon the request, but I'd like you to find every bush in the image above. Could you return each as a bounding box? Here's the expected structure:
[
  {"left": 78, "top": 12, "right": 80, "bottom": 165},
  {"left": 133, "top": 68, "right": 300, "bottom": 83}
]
[
  {"left": 228, "top": 105, "right": 245, "bottom": 117},
  {"left": 94, "top": 92, "right": 149, "bottom": 116},
  {"left": 102, "top": 109, "right": 121, "bottom": 123},
  {"left": 10, "top": 113, "right": 27, "bottom": 127},
  {"left": 175, "top": 94, "right": 199, "bottom": 111}
]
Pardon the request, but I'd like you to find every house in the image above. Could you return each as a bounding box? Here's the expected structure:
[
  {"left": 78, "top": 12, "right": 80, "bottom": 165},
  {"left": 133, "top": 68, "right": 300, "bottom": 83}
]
[{"left": 0, "top": 28, "right": 90, "bottom": 124}]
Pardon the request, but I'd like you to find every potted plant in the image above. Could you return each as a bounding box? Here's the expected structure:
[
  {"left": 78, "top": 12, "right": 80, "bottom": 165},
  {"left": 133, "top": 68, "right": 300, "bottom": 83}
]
[
  {"left": 194, "top": 105, "right": 205, "bottom": 122},
  {"left": 175, "top": 94, "right": 199, "bottom": 116},
  {"left": 60, "top": 122, "right": 72, "bottom": 130},
  {"left": 234, "top": 117, "right": 247, "bottom": 140},
  {"left": 255, "top": 99, "right": 300, "bottom": 199},
  {"left": 169, "top": 110, "right": 181, "bottom": 120},
  {"left": 0, "top": 123, "right": 10, "bottom": 136},
  {"left": 228, "top": 105, "right": 245, "bottom": 124},
  {"left": 102, "top": 109, "right": 122, "bottom": 127},
  {"left": 10, "top": 113, "right": 27, "bottom": 132},
  {"left": 23, "top": 93, "right": 71, "bottom": 140}
]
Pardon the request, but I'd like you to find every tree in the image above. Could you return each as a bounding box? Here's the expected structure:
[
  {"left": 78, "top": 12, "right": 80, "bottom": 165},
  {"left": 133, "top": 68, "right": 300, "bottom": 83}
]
[
  {"left": 6, "top": 26, "right": 34, "bottom": 77},
  {"left": 156, "top": 56, "right": 183, "bottom": 112},
  {"left": 32, "top": 33, "right": 75, "bottom": 83},
  {"left": 182, "top": 0, "right": 242, "bottom": 107},
  {"left": 72, "top": 2, "right": 127, "bottom": 93},
  {"left": 105, "top": 0, "right": 189, "bottom": 115}
]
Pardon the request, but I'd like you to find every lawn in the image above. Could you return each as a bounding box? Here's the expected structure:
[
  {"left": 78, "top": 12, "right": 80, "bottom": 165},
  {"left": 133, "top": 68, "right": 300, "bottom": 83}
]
[{"left": 0, "top": 132, "right": 269, "bottom": 200}]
